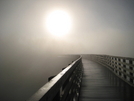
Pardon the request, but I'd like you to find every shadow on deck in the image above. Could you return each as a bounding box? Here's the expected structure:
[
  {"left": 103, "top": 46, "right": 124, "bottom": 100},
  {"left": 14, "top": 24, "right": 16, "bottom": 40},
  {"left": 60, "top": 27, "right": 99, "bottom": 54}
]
[{"left": 79, "top": 59, "right": 134, "bottom": 101}]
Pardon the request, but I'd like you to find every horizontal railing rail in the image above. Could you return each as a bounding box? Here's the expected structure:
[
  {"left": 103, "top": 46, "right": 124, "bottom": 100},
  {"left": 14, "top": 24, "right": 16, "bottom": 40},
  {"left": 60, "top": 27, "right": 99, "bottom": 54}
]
[
  {"left": 27, "top": 56, "right": 83, "bottom": 101},
  {"left": 88, "top": 54, "right": 134, "bottom": 87}
]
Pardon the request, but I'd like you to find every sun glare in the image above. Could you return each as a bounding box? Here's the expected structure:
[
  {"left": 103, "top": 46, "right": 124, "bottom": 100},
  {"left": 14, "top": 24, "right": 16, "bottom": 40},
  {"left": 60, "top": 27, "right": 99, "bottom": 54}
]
[{"left": 45, "top": 10, "right": 72, "bottom": 37}]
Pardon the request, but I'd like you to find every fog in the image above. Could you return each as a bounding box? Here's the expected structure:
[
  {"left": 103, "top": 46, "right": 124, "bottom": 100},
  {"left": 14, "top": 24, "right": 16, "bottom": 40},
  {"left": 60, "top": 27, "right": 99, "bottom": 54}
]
[
  {"left": 1, "top": 0, "right": 134, "bottom": 57},
  {"left": 0, "top": 0, "right": 134, "bottom": 101}
]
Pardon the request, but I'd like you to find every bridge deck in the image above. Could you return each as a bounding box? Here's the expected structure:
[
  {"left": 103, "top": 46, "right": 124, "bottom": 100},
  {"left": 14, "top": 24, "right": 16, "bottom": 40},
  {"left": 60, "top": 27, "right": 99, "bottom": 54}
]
[{"left": 79, "top": 59, "right": 134, "bottom": 101}]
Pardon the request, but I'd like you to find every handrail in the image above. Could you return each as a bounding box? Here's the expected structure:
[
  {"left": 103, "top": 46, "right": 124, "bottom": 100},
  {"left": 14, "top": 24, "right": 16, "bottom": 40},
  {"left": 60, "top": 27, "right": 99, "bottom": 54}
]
[
  {"left": 88, "top": 54, "right": 134, "bottom": 87},
  {"left": 27, "top": 56, "right": 83, "bottom": 101}
]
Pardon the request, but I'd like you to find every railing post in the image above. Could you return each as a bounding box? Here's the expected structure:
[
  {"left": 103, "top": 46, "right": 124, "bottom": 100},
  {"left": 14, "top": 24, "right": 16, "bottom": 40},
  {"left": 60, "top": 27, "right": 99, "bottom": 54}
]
[
  {"left": 52, "top": 90, "right": 61, "bottom": 101},
  {"left": 123, "top": 59, "right": 127, "bottom": 80},
  {"left": 129, "top": 60, "right": 134, "bottom": 84}
]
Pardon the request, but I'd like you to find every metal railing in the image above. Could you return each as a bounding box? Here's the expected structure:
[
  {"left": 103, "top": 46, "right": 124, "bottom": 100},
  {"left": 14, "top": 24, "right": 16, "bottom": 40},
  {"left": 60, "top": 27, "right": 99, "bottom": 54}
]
[
  {"left": 27, "top": 56, "right": 83, "bottom": 101},
  {"left": 88, "top": 54, "right": 134, "bottom": 87}
]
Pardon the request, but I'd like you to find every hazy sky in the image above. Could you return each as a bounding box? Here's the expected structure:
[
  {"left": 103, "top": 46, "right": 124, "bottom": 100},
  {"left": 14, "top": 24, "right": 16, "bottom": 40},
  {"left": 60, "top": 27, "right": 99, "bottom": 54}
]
[{"left": 0, "top": 0, "right": 134, "bottom": 57}]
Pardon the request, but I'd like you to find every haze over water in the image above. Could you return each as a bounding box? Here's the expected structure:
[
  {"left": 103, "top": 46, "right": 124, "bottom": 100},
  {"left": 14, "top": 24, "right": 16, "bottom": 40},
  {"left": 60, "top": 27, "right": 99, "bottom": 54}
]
[{"left": 0, "top": 54, "right": 79, "bottom": 101}]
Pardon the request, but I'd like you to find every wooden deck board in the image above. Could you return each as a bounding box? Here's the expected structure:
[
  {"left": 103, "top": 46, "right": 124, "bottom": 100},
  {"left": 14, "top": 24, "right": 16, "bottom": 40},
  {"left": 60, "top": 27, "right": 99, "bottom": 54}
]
[{"left": 79, "top": 59, "right": 134, "bottom": 101}]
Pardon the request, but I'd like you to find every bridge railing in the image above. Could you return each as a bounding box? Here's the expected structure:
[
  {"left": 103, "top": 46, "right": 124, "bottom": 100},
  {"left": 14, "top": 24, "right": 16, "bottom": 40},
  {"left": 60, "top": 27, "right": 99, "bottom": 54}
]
[
  {"left": 27, "top": 56, "right": 83, "bottom": 101},
  {"left": 89, "top": 54, "right": 134, "bottom": 87}
]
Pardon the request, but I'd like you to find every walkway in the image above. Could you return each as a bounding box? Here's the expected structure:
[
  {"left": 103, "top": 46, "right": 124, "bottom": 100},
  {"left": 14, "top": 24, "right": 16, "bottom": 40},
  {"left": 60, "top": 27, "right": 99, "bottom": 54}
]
[{"left": 79, "top": 59, "right": 134, "bottom": 101}]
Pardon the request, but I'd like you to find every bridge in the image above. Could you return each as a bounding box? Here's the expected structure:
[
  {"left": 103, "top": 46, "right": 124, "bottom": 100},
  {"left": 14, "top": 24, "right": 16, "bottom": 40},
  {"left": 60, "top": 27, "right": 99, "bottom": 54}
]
[{"left": 27, "top": 55, "right": 134, "bottom": 101}]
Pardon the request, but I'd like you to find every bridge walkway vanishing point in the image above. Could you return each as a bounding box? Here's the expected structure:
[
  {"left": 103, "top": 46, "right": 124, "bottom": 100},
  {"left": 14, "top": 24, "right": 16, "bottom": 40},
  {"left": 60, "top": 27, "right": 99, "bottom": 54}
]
[{"left": 79, "top": 59, "right": 134, "bottom": 101}]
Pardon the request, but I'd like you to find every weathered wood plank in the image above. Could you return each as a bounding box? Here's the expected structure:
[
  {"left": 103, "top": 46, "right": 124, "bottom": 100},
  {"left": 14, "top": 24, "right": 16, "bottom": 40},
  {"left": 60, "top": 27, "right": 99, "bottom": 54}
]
[{"left": 79, "top": 59, "right": 134, "bottom": 101}]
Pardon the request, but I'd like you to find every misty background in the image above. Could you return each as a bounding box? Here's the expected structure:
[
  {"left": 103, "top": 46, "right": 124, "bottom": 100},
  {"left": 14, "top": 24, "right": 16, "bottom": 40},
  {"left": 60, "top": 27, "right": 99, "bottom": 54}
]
[
  {"left": 0, "top": 0, "right": 134, "bottom": 101},
  {"left": 0, "top": 0, "right": 134, "bottom": 57}
]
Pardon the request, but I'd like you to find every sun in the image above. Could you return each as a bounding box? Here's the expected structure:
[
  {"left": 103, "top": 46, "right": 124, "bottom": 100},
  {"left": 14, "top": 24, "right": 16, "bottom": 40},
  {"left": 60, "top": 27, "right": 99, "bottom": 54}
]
[{"left": 45, "top": 10, "right": 72, "bottom": 37}]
